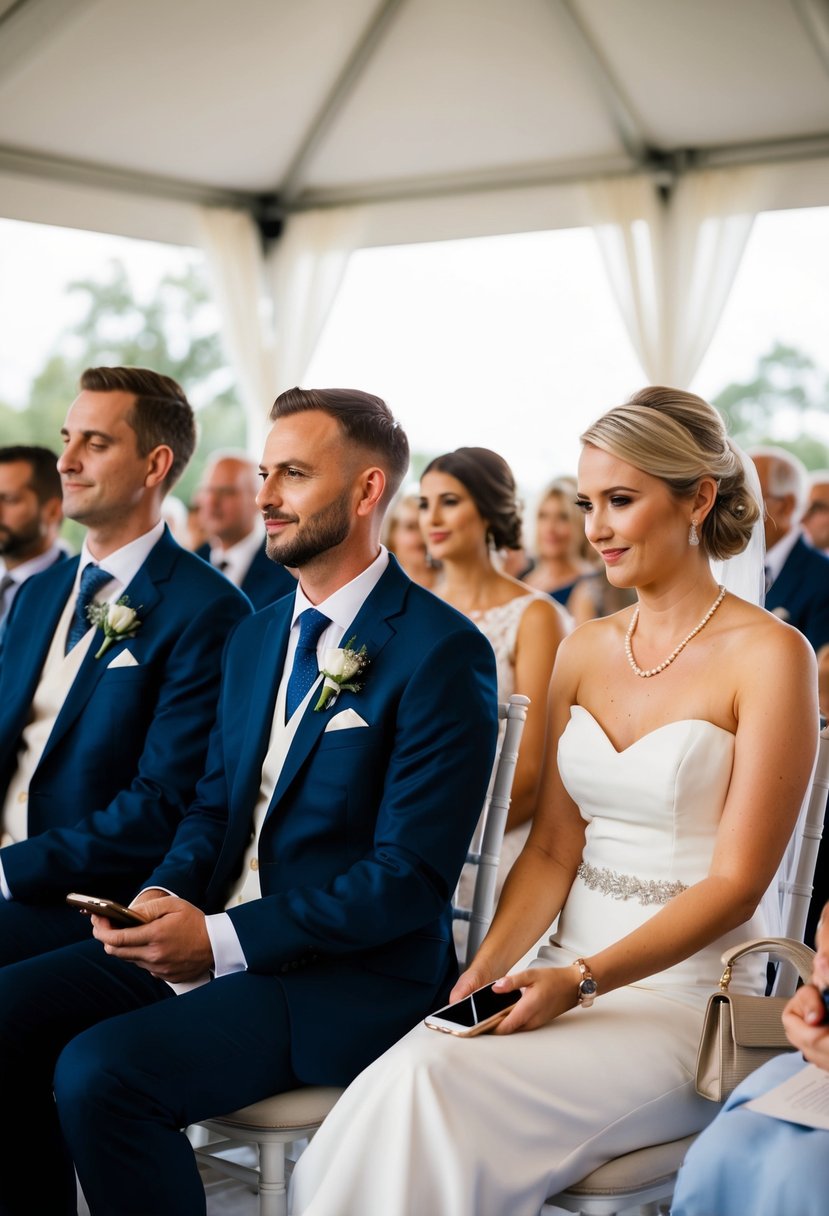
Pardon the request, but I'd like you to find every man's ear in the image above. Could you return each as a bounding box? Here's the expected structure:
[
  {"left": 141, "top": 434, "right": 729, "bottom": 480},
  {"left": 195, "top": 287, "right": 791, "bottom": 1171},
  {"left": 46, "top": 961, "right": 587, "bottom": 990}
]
[
  {"left": 355, "top": 466, "right": 387, "bottom": 517},
  {"left": 144, "top": 444, "right": 175, "bottom": 489}
]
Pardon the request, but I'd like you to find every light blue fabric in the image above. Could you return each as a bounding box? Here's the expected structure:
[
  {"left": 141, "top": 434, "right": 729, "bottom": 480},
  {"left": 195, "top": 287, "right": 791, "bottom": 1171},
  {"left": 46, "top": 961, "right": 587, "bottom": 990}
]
[{"left": 672, "top": 1052, "right": 829, "bottom": 1216}]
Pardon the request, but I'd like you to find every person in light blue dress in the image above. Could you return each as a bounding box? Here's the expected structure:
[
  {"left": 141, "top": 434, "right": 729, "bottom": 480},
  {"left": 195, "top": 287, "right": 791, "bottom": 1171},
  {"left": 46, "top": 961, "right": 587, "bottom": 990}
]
[{"left": 673, "top": 903, "right": 829, "bottom": 1216}]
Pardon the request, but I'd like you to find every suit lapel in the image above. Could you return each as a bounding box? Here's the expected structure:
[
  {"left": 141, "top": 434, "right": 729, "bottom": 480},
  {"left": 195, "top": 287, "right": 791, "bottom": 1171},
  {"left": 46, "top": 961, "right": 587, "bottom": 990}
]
[
  {"left": 0, "top": 559, "right": 78, "bottom": 755},
  {"left": 41, "top": 531, "right": 173, "bottom": 762},
  {"left": 265, "top": 558, "right": 410, "bottom": 815}
]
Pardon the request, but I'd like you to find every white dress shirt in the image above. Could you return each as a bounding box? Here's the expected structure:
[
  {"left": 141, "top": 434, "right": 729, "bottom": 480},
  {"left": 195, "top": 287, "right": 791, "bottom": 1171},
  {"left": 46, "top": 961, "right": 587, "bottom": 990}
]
[
  {"left": 764, "top": 524, "right": 802, "bottom": 588},
  {"left": 0, "top": 544, "right": 64, "bottom": 621},
  {"left": 208, "top": 525, "right": 264, "bottom": 588}
]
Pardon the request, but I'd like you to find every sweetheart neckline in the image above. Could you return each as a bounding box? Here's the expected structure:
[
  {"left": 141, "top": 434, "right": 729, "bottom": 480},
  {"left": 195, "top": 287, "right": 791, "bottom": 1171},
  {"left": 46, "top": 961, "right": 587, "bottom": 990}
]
[{"left": 569, "top": 704, "right": 735, "bottom": 757}]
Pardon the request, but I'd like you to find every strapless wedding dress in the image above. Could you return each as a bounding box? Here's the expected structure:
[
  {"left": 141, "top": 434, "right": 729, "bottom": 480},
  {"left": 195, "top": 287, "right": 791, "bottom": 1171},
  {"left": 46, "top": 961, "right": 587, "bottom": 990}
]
[{"left": 291, "top": 706, "right": 778, "bottom": 1216}]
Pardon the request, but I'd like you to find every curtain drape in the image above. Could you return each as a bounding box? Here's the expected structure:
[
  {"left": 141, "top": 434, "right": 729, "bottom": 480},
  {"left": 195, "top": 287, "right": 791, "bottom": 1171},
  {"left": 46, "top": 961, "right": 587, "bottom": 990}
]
[
  {"left": 590, "top": 166, "right": 765, "bottom": 387},
  {"left": 197, "top": 206, "right": 275, "bottom": 451},
  {"left": 266, "top": 206, "right": 366, "bottom": 392}
]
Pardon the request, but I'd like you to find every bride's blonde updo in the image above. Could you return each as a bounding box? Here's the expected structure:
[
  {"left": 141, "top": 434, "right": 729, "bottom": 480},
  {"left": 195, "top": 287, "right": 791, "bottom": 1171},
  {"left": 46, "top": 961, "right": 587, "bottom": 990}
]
[{"left": 580, "top": 386, "right": 760, "bottom": 560}]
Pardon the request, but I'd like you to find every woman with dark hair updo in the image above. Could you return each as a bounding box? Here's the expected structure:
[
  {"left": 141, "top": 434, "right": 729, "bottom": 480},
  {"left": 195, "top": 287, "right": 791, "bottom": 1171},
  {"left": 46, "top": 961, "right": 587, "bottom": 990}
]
[
  {"left": 416, "top": 448, "right": 569, "bottom": 921},
  {"left": 292, "top": 388, "right": 818, "bottom": 1216}
]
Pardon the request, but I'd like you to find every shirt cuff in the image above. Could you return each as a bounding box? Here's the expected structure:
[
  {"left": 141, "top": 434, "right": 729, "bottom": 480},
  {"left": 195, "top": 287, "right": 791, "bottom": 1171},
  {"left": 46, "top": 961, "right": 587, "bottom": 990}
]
[
  {"left": 0, "top": 856, "right": 11, "bottom": 900},
  {"left": 205, "top": 911, "right": 248, "bottom": 978}
]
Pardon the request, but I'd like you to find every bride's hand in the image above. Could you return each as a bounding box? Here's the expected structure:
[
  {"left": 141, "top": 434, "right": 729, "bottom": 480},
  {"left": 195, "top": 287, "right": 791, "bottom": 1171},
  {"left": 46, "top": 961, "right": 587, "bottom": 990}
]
[{"left": 490, "top": 966, "right": 577, "bottom": 1034}]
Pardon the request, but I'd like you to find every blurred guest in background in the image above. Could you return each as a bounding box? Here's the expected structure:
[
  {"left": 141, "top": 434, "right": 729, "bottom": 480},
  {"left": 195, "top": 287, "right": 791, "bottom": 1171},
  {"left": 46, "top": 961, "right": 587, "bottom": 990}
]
[
  {"left": 803, "top": 468, "right": 829, "bottom": 554},
  {"left": 750, "top": 445, "right": 829, "bottom": 654},
  {"left": 419, "top": 447, "right": 568, "bottom": 908},
  {"left": 384, "top": 491, "right": 439, "bottom": 591},
  {"left": 0, "top": 445, "right": 64, "bottom": 628},
  {"left": 196, "top": 450, "right": 295, "bottom": 608},
  {"left": 521, "top": 478, "right": 635, "bottom": 625},
  {"left": 520, "top": 479, "right": 595, "bottom": 609}
]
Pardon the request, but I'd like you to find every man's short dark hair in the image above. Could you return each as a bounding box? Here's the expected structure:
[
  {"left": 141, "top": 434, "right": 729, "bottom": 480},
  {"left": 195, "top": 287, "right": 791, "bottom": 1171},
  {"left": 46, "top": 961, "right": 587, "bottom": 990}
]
[
  {"left": 270, "top": 387, "right": 409, "bottom": 504},
  {"left": 80, "top": 367, "right": 196, "bottom": 489},
  {"left": 0, "top": 445, "right": 61, "bottom": 503}
]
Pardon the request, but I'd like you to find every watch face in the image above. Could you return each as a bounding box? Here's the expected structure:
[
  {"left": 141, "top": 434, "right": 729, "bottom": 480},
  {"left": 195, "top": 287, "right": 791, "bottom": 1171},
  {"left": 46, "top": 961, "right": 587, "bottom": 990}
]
[{"left": 579, "top": 979, "right": 598, "bottom": 998}]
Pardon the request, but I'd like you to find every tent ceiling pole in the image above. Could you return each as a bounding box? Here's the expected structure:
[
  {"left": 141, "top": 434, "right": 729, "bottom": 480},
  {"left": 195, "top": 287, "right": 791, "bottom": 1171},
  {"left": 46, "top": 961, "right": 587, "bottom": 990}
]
[
  {"left": 552, "top": 0, "right": 650, "bottom": 166},
  {"left": 0, "top": 143, "right": 262, "bottom": 211},
  {"left": 0, "top": 0, "right": 97, "bottom": 83},
  {"left": 277, "top": 0, "right": 409, "bottom": 207},
  {"left": 792, "top": 0, "right": 829, "bottom": 78}
]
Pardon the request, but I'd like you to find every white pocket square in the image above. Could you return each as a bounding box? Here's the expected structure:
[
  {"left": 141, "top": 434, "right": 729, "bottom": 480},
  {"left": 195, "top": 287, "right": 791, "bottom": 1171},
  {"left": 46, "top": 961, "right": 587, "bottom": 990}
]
[
  {"left": 107, "top": 649, "right": 139, "bottom": 669},
  {"left": 324, "top": 708, "right": 369, "bottom": 732}
]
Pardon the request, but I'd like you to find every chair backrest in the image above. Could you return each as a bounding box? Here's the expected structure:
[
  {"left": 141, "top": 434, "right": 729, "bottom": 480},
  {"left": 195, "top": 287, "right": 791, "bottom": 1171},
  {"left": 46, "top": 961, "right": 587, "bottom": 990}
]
[
  {"left": 452, "top": 694, "right": 530, "bottom": 967},
  {"left": 773, "top": 716, "right": 829, "bottom": 994}
]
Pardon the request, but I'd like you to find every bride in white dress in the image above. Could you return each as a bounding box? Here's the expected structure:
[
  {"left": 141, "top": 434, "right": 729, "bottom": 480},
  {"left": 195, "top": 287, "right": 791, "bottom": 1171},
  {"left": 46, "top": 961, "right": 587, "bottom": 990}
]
[{"left": 291, "top": 387, "right": 818, "bottom": 1216}]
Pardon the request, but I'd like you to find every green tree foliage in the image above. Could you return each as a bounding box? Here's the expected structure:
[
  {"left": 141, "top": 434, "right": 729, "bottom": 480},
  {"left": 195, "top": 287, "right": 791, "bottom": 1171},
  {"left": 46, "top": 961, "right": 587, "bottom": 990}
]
[
  {"left": 0, "top": 258, "right": 245, "bottom": 506},
  {"left": 713, "top": 341, "right": 829, "bottom": 468}
]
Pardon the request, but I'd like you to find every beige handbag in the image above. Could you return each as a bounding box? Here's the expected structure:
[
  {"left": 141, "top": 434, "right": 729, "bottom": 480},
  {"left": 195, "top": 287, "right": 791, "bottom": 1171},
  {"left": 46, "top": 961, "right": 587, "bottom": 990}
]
[{"left": 694, "top": 936, "right": 816, "bottom": 1102}]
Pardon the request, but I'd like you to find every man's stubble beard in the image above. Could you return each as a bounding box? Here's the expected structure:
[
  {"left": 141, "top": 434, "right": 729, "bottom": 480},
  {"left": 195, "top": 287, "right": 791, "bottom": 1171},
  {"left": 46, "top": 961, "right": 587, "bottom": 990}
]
[
  {"left": 0, "top": 516, "right": 44, "bottom": 559},
  {"left": 265, "top": 489, "right": 352, "bottom": 569}
]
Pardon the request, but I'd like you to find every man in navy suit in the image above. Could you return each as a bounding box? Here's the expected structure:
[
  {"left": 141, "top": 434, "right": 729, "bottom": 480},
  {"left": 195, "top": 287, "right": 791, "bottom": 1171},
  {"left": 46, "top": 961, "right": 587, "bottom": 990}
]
[
  {"left": 195, "top": 450, "right": 296, "bottom": 607},
  {"left": 750, "top": 446, "right": 829, "bottom": 654},
  {"left": 0, "top": 387, "right": 498, "bottom": 1216},
  {"left": 0, "top": 367, "right": 250, "bottom": 968},
  {"left": 0, "top": 444, "right": 65, "bottom": 626}
]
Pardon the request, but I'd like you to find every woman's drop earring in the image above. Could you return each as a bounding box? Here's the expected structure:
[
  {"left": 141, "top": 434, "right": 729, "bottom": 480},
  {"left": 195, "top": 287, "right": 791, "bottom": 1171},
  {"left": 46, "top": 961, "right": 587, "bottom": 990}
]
[{"left": 688, "top": 519, "right": 700, "bottom": 547}]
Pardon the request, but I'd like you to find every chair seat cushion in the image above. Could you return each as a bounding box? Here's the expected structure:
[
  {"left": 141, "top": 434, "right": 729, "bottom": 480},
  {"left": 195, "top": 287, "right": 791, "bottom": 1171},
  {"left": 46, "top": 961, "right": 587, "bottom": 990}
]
[
  {"left": 562, "top": 1134, "right": 698, "bottom": 1197},
  {"left": 211, "top": 1086, "right": 344, "bottom": 1131}
]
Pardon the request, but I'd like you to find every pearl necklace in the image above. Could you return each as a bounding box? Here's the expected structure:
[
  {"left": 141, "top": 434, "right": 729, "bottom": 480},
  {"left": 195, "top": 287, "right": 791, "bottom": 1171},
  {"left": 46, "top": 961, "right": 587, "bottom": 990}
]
[{"left": 625, "top": 585, "right": 726, "bottom": 679}]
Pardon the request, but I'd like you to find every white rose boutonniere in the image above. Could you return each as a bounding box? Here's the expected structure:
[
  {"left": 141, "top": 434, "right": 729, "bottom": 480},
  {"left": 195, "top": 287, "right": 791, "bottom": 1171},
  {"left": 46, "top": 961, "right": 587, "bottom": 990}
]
[
  {"left": 314, "top": 637, "right": 369, "bottom": 711},
  {"left": 86, "top": 596, "right": 142, "bottom": 660}
]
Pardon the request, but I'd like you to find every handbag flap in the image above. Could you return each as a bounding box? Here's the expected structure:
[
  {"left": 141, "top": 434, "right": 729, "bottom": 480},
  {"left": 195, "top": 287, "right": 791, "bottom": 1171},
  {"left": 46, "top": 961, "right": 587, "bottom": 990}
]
[{"left": 725, "top": 993, "right": 791, "bottom": 1048}]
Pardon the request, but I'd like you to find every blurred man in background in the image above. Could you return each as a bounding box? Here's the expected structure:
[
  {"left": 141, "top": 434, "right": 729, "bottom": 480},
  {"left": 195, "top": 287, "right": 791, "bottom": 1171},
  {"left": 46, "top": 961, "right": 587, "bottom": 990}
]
[
  {"left": 196, "top": 450, "right": 295, "bottom": 607},
  {"left": 0, "top": 445, "right": 64, "bottom": 626}
]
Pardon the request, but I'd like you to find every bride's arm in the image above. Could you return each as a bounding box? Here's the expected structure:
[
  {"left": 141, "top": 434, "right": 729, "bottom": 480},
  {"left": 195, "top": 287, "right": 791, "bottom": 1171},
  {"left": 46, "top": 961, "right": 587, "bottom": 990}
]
[
  {"left": 451, "top": 631, "right": 590, "bottom": 997},
  {"left": 492, "top": 617, "right": 818, "bottom": 1034}
]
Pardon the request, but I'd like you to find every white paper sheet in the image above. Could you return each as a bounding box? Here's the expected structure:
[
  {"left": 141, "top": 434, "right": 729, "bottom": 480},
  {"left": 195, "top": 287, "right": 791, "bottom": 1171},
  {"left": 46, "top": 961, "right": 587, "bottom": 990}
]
[{"left": 746, "top": 1063, "right": 829, "bottom": 1130}]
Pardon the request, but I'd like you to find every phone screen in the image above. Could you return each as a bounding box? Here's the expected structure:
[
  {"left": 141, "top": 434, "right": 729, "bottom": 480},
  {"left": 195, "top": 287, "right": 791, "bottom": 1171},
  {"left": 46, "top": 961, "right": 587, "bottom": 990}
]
[{"left": 431, "top": 983, "right": 520, "bottom": 1027}]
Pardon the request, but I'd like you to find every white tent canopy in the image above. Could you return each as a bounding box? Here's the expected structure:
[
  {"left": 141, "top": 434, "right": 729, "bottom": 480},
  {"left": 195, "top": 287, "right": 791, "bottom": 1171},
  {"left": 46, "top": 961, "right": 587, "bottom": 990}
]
[{"left": 2, "top": 0, "right": 829, "bottom": 436}]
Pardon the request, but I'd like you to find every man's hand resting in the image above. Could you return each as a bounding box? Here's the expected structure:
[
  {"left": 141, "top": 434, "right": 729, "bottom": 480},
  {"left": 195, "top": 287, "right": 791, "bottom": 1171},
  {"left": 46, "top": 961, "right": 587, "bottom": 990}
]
[{"left": 91, "top": 895, "right": 213, "bottom": 983}]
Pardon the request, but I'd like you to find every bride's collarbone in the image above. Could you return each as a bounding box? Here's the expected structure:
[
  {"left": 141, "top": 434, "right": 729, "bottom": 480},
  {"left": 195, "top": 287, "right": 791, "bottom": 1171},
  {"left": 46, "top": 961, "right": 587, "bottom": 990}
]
[{"left": 576, "top": 673, "right": 737, "bottom": 751}]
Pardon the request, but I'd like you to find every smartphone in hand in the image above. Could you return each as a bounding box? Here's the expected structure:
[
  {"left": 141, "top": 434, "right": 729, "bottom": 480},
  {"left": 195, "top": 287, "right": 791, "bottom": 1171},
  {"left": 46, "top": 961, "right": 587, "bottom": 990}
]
[
  {"left": 66, "top": 893, "right": 148, "bottom": 928},
  {"left": 424, "top": 982, "right": 521, "bottom": 1037}
]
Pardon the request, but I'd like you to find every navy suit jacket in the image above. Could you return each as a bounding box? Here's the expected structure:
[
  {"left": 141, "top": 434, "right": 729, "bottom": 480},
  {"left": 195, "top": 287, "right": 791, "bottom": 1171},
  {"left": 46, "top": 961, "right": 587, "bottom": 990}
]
[
  {"left": 148, "top": 557, "right": 499, "bottom": 1083},
  {"left": 0, "top": 527, "right": 251, "bottom": 903},
  {"left": 766, "top": 535, "right": 829, "bottom": 652},
  {"left": 196, "top": 539, "right": 296, "bottom": 609}
]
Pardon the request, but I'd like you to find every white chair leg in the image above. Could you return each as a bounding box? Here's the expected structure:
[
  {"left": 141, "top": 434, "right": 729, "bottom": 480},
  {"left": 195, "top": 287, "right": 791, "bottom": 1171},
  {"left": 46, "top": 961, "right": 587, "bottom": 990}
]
[{"left": 258, "top": 1139, "right": 287, "bottom": 1216}]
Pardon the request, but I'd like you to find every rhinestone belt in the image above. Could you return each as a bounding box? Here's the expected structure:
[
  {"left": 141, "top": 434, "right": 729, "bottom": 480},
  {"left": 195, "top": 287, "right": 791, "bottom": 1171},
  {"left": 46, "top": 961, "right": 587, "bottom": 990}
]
[{"left": 577, "top": 861, "right": 688, "bottom": 906}]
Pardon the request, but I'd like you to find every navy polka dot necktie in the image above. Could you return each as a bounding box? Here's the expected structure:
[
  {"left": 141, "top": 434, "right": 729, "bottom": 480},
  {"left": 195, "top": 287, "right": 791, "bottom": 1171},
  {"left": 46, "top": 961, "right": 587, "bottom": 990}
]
[
  {"left": 66, "top": 564, "right": 114, "bottom": 653},
  {"left": 285, "top": 608, "right": 330, "bottom": 720}
]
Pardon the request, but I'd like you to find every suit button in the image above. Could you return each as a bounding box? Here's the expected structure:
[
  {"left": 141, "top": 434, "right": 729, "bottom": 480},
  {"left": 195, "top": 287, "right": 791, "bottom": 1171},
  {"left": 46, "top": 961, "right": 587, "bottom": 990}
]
[
  {"left": 250, "top": 858, "right": 259, "bottom": 871},
  {"left": 17, "top": 791, "right": 27, "bottom": 804}
]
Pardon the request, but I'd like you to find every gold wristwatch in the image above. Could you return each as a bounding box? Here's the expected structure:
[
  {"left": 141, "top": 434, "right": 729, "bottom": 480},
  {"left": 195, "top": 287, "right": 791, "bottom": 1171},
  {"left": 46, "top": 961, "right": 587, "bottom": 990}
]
[{"left": 575, "top": 958, "right": 598, "bottom": 1008}]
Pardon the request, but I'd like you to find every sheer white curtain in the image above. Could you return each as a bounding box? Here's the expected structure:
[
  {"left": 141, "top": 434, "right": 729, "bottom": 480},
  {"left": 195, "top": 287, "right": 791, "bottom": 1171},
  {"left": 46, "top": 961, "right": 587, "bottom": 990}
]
[
  {"left": 266, "top": 206, "right": 366, "bottom": 392},
  {"left": 198, "top": 205, "right": 365, "bottom": 451},
  {"left": 590, "top": 166, "right": 765, "bottom": 387},
  {"left": 197, "top": 206, "right": 275, "bottom": 452}
]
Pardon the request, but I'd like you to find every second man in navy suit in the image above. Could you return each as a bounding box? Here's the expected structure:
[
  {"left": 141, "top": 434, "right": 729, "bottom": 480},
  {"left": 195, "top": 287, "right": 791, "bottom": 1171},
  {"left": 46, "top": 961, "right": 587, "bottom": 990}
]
[{"left": 0, "top": 386, "right": 498, "bottom": 1216}]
